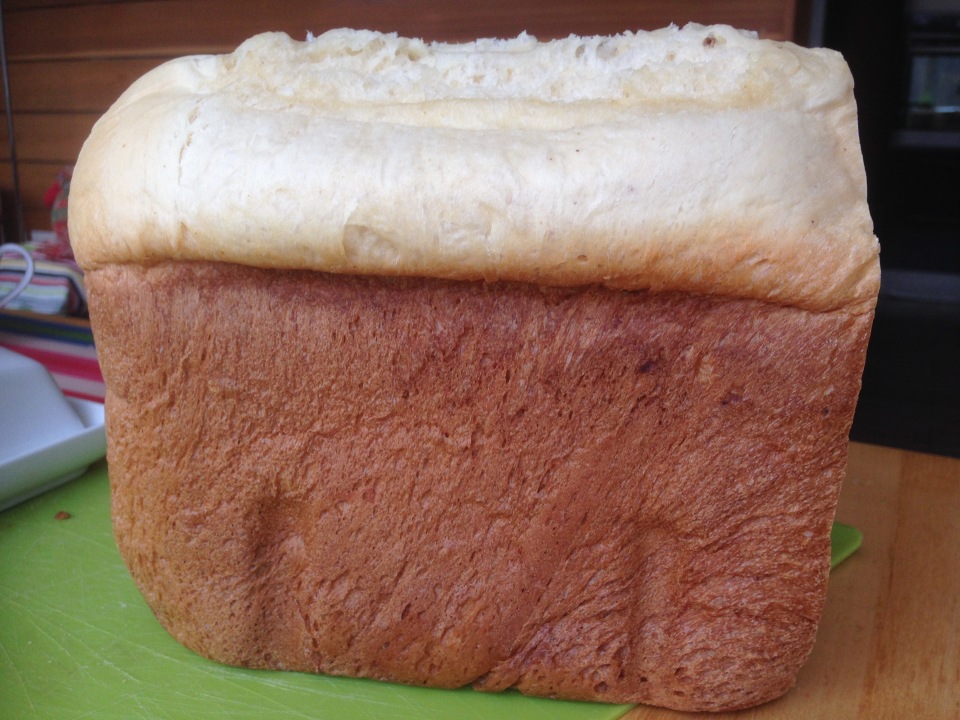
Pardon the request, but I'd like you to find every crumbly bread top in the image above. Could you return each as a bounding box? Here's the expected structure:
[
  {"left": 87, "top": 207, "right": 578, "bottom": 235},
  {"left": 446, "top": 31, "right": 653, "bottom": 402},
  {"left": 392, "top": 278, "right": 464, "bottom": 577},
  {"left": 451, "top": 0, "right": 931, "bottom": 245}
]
[{"left": 69, "top": 25, "right": 879, "bottom": 311}]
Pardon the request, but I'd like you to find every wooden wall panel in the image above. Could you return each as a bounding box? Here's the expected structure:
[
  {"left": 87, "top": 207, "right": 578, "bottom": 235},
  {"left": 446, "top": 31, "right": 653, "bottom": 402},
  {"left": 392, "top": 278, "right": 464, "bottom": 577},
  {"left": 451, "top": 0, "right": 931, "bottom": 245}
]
[
  {"left": 0, "top": 161, "right": 63, "bottom": 234},
  {"left": 0, "top": 58, "right": 165, "bottom": 113},
  {"left": 1, "top": 114, "right": 99, "bottom": 164},
  {"left": 4, "top": 0, "right": 129, "bottom": 8},
  {"left": 7, "top": 0, "right": 799, "bottom": 60},
  {"left": 1, "top": 0, "right": 801, "bottom": 239}
]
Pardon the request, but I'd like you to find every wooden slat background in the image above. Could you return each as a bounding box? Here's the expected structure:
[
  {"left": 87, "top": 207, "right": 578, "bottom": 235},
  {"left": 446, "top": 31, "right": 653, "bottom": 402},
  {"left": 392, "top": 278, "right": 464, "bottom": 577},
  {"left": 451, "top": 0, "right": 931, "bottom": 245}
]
[{"left": 1, "top": 0, "right": 802, "bottom": 239}]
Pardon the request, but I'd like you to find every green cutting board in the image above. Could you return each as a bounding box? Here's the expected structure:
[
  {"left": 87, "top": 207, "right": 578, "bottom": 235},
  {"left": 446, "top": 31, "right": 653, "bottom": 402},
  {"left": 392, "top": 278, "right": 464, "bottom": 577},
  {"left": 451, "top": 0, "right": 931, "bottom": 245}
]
[
  {"left": 0, "top": 462, "right": 860, "bottom": 719},
  {"left": 0, "top": 462, "right": 631, "bottom": 720}
]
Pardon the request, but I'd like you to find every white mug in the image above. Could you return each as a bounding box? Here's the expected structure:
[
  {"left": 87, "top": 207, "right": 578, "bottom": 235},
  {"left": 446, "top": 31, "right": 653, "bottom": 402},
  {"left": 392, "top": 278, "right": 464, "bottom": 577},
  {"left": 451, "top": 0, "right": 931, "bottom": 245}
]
[{"left": 0, "top": 243, "right": 35, "bottom": 309}]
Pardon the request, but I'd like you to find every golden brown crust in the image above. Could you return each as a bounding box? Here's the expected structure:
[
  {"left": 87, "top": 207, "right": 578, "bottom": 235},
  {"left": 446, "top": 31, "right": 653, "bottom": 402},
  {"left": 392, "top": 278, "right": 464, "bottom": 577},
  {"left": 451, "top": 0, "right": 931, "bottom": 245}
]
[{"left": 88, "top": 261, "right": 872, "bottom": 711}]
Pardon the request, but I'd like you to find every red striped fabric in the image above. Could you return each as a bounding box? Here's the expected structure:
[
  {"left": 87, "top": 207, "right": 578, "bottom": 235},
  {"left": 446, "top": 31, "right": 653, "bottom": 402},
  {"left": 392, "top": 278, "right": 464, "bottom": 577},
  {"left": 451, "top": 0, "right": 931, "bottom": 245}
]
[{"left": 0, "top": 311, "right": 105, "bottom": 402}]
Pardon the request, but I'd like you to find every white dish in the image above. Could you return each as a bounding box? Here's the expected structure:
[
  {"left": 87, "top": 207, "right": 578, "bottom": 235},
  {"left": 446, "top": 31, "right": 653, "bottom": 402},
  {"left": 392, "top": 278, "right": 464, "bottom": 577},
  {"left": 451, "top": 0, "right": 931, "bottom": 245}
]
[
  {"left": 1, "top": 346, "right": 87, "bottom": 456},
  {"left": 0, "top": 347, "right": 106, "bottom": 512}
]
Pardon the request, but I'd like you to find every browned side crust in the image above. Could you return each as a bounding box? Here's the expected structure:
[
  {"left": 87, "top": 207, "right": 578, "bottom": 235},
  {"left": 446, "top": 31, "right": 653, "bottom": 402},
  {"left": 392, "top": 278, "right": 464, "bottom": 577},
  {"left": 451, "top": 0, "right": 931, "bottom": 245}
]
[{"left": 87, "top": 261, "right": 872, "bottom": 712}]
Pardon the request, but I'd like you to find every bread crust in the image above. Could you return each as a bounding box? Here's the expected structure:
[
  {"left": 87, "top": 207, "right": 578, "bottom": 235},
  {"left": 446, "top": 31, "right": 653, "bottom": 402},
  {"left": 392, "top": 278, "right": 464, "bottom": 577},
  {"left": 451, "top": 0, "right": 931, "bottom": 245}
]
[
  {"left": 88, "top": 261, "right": 872, "bottom": 711},
  {"left": 69, "top": 26, "right": 879, "bottom": 313}
]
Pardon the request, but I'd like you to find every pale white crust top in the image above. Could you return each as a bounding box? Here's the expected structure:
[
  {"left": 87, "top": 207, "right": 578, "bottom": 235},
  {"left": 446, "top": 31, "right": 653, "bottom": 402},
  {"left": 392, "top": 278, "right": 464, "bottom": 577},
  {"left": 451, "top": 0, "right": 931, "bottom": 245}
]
[{"left": 69, "top": 25, "right": 879, "bottom": 312}]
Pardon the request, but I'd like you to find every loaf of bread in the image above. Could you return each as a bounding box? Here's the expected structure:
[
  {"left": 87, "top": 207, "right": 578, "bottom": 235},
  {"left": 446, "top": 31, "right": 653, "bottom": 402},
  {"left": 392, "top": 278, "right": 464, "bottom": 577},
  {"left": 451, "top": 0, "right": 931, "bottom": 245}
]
[{"left": 69, "top": 25, "right": 879, "bottom": 712}]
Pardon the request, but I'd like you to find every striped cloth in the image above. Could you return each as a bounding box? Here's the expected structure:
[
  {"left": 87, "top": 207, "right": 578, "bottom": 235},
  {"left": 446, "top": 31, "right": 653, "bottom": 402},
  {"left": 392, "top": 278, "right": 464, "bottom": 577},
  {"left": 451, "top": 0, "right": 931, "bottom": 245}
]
[
  {"left": 0, "top": 310, "right": 104, "bottom": 402},
  {"left": 0, "top": 251, "right": 87, "bottom": 316}
]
